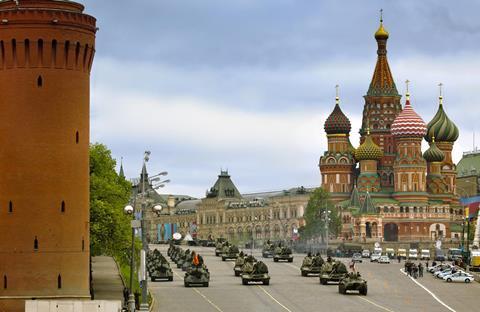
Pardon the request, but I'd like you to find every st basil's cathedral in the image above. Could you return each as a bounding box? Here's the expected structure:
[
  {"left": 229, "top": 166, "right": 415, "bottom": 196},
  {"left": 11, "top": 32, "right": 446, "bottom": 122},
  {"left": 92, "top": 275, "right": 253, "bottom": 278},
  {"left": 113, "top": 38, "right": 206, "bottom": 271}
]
[{"left": 319, "top": 17, "right": 463, "bottom": 242}]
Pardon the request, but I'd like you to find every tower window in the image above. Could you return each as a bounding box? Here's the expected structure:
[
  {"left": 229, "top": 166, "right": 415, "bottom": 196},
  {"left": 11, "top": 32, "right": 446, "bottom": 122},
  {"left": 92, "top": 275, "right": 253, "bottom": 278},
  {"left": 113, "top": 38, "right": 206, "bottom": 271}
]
[
  {"left": 82, "top": 238, "right": 85, "bottom": 251},
  {"left": 75, "top": 131, "right": 79, "bottom": 144},
  {"left": 61, "top": 201, "right": 65, "bottom": 213},
  {"left": 37, "top": 75, "right": 43, "bottom": 87},
  {"left": 57, "top": 274, "right": 62, "bottom": 289},
  {"left": 3, "top": 275, "right": 6, "bottom": 289},
  {"left": 34, "top": 236, "right": 38, "bottom": 250},
  {"left": 8, "top": 201, "right": 12, "bottom": 213}
]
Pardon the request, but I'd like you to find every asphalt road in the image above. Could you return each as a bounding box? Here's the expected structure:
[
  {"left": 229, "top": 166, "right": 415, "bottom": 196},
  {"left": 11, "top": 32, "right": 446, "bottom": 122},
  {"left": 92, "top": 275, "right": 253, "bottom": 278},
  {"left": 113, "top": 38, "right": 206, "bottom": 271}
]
[{"left": 148, "top": 245, "right": 479, "bottom": 312}]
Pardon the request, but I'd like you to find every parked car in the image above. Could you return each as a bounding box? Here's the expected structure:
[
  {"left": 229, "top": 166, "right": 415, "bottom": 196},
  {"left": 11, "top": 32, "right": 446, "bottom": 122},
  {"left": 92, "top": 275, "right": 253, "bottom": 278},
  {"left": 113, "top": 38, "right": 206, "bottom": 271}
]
[
  {"left": 420, "top": 249, "right": 430, "bottom": 260},
  {"left": 378, "top": 256, "right": 390, "bottom": 264},
  {"left": 352, "top": 253, "right": 363, "bottom": 263},
  {"left": 361, "top": 250, "right": 371, "bottom": 258},
  {"left": 370, "top": 253, "right": 381, "bottom": 262},
  {"left": 443, "top": 271, "right": 474, "bottom": 283},
  {"left": 408, "top": 249, "right": 418, "bottom": 260},
  {"left": 397, "top": 248, "right": 407, "bottom": 260},
  {"left": 428, "top": 264, "right": 452, "bottom": 273},
  {"left": 435, "top": 268, "right": 456, "bottom": 279}
]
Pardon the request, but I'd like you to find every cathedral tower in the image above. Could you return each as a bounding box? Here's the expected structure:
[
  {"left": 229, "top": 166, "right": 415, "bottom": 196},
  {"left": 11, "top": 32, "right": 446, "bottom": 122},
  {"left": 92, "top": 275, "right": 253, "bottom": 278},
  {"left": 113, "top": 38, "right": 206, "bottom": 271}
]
[
  {"left": 319, "top": 89, "right": 356, "bottom": 199},
  {"left": 391, "top": 86, "right": 428, "bottom": 203},
  {"left": 0, "top": 1, "right": 96, "bottom": 310},
  {"left": 355, "top": 128, "right": 383, "bottom": 193},
  {"left": 361, "top": 14, "right": 402, "bottom": 189}
]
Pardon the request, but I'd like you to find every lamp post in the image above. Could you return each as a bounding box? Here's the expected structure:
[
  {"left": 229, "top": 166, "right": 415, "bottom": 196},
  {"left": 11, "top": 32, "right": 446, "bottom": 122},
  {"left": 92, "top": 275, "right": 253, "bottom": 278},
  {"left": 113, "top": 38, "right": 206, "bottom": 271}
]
[
  {"left": 123, "top": 204, "right": 136, "bottom": 312},
  {"left": 251, "top": 216, "right": 258, "bottom": 255},
  {"left": 322, "top": 205, "right": 331, "bottom": 252}
]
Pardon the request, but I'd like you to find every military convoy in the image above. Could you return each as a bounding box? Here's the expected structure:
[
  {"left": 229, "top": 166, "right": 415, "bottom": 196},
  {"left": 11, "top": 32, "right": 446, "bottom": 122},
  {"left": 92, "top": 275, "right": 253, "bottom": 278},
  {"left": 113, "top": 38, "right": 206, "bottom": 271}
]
[
  {"left": 338, "top": 272, "right": 367, "bottom": 295},
  {"left": 168, "top": 243, "right": 210, "bottom": 287},
  {"left": 221, "top": 243, "right": 240, "bottom": 261},
  {"left": 147, "top": 249, "right": 173, "bottom": 282},
  {"left": 215, "top": 238, "right": 227, "bottom": 256},
  {"left": 240, "top": 255, "right": 270, "bottom": 285},
  {"left": 262, "top": 241, "right": 274, "bottom": 258},
  {"left": 273, "top": 245, "right": 293, "bottom": 262},
  {"left": 300, "top": 253, "right": 324, "bottom": 276}
]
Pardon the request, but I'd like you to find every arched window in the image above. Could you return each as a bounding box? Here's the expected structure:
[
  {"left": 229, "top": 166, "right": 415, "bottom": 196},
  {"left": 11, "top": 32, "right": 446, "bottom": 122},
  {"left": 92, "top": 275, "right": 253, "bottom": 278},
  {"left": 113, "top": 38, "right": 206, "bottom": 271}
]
[
  {"left": 3, "top": 275, "right": 6, "bottom": 289},
  {"left": 37, "top": 75, "right": 43, "bottom": 87},
  {"left": 34, "top": 236, "right": 38, "bottom": 250},
  {"left": 8, "top": 201, "right": 12, "bottom": 213},
  {"left": 75, "top": 131, "right": 79, "bottom": 144},
  {"left": 57, "top": 274, "right": 62, "bottom": 289},
  {"left": 61, "top": 201, "right": 65, "bottom": 213}
]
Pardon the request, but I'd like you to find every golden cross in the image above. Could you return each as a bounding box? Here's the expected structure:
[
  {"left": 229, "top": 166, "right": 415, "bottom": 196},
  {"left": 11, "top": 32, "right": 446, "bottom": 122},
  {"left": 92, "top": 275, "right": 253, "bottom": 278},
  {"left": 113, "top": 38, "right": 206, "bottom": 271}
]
[
  {"left": 335, "top": 84, "right": 339, "bottom": 98},
  {"left": 405, "top": 79, "right": 410, "bottom": 94},
  {"left": 438, "top": 82, "right": 443, "bottom": 97}
]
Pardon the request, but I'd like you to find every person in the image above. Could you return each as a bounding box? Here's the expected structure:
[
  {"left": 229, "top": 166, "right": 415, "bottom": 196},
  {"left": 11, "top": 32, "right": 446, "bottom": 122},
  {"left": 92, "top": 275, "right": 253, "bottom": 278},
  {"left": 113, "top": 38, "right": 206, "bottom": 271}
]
[
  {"left": 426, "top": 260, "right": 429, "bottom": 268},
  {"left": 349, "top": 260, "right": 356, "bottom": 273},
  {"left": 418, "top": 263, "right": 424, "bottom": 278},
  {"left": 397, "top": 255, "right": 401, "bottom": 263}
]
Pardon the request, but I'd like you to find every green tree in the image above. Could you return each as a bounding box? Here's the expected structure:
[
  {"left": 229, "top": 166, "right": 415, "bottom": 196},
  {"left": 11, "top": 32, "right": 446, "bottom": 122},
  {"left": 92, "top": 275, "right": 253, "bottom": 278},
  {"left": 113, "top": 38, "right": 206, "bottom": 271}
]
[
  {"left": 90, "top": 143, "right": 132, "bottom": 263},
  {"left": 302, "top": 187, "right": 341, "bottom": 242}
]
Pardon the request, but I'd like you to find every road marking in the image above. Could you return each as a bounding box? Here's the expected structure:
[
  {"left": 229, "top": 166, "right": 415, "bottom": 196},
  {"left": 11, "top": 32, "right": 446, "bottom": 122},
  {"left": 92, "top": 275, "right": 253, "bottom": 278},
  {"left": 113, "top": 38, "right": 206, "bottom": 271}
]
[
  {"left": 358, "top": 297, "right": 395, "bottom": 312},
  {"left": 192, "top": 288, "right": 224, "bottom": 312},
  {"left": 400, "top": 269, "right": 456, "bottom": 312},
  {"left": 257, "top": 285, "right": 293, "bottom": 312}
]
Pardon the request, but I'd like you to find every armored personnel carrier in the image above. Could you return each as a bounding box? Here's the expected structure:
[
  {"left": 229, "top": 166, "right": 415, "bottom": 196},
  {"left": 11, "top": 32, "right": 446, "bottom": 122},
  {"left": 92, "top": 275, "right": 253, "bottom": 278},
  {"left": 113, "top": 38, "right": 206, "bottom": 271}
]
[
  {"left": 221, "top": 244, "right": 239, "bottom": 261},
  {"left": 234, "top": 253, "right": 246, "bottom": 276},
  {"left": 320, "top": 260, "right": 348, "bottom": 285},
  {"left": 241, "top": 261, "right": 270, "bottom": 285},
  {"left": 338, "top": 272, "right": 367, "bottom": 295},
  {"left": 147, "top": 250, "right": 173, "bottom": 282},
  {"left": 273, "top": 246, "right": 293, "bottom": 262},
  {"left": 301, "top": 254, "right": 324, "bottom": 276}
]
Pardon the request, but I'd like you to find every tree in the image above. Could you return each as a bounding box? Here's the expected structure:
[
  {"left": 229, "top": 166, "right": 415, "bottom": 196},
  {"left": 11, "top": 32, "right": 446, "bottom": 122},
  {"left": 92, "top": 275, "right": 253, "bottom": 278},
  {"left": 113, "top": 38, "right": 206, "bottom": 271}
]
[
  {"left": 302, "top": 187, "right": 341, "bottom": 242},
  {"left": 90, "top": 143, "right": 133, "bottom": 263}
]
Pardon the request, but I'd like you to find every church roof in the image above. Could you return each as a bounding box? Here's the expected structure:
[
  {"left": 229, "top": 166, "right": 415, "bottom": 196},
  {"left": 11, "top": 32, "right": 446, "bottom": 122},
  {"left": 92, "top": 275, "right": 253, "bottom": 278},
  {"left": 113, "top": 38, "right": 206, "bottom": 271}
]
[
  {"left": 355, "top": 130, "right": 383, "bottom": 161},
  {"left": 349, "top": 186, "right": 361, "bottom": 208},
  {"left": 423, "top": 139, "right": 445, "bottom": 163},
  {"left": 360, "top": 191, "right": 376, "bottom": 214},
  {"left": 425, "top": 98, "right": 459, "bottom": 143},
  {"left": 366, "top": 20, "right": 399, "bottom": 97},
  {"left": 324, "top": 102, "right": 351, "bottom": 135},
  {"left": 206, "top": 170, "right": 242, "bottom": 200},
  {"left": 391, "top": 97, "right": 427, "bottom": 138},
  {"left": 457, "top": 150, "right": 480, "bottom": 178}
]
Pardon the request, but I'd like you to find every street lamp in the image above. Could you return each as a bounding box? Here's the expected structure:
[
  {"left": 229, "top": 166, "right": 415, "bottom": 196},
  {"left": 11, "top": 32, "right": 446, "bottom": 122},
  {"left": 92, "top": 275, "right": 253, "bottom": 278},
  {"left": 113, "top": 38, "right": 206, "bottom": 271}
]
[
  {"left": 123, "top": 205, "right": 136, "bottom": 312},
  {"left": 322, "top": 208, "right": 332, "bottom": 252}
]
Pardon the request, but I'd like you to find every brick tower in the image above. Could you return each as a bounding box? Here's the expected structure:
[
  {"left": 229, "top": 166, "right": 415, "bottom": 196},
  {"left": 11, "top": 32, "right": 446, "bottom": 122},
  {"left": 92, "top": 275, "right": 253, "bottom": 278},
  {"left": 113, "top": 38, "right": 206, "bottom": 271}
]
[
  {"left": 360, "top": 15, "right": 402, "bottom": 189},
  {"left": 0, "top": 1, "right": 96, "bottom": 311}
]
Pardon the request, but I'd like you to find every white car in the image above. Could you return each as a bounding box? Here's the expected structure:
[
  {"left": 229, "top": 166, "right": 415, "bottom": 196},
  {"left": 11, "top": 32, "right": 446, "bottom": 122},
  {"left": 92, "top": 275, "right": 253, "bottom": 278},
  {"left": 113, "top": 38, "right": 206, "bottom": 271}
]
[
  {"left": 428, "top": 264, "right": 452, "bottom": 273},
  {"left": 370, "top": 254, "right": 381, "bottom": 262},
  {"left": 362, "top": 250, "right": 371, "bottom": 258},
  {"left": 435, "top": 269, "right": 456, "bottom": 279},
  {"left": 378, "top": 256, "right": 390, "bottom": 264},
  {"left": 443, "top": 272, "right": 475, "bottom": 283}
]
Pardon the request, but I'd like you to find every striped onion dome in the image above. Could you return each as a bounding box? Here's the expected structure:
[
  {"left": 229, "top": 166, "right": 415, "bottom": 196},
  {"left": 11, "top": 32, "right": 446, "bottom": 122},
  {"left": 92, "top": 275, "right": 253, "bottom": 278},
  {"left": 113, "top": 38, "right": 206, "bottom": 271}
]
[
  {"left": 423, "top": 138, "right": 445, "bottom": 163},
  {"left": 391, "top": 98, "right": 427, "bottom": 138},
  {"left": 324, "top": 101, "right": 351, "bottom": 135},
  {"left": 355, "top": 131, "right": 383, "bottom": 161},
  {"left": 424, "top": 99, "right": 459, "bottom": 143}
]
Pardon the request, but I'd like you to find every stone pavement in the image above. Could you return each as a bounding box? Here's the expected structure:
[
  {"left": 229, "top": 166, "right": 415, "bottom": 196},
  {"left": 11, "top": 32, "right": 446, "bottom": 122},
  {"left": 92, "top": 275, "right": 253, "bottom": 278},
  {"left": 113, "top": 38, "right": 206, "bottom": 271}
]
[{"left": 91, "top": 256, "right": 125, "bottom": 305}]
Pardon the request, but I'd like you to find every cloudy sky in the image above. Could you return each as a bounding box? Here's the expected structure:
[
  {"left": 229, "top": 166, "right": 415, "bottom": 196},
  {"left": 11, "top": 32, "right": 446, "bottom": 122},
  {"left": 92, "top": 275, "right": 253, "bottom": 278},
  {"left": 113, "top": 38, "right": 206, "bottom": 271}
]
[{"left": 83, "top": 0, "right": 480, "bottom": 198}]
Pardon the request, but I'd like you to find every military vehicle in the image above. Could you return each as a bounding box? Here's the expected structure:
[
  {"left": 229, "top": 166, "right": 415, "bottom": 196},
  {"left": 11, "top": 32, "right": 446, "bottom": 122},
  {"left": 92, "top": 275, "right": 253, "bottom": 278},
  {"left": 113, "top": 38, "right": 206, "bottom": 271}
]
[
  {"left": 301, "top": 254, "right": 324, "bottom": 276},
  {"left": 182, "top": 251, "right": 194, "bottom": 271},
  {"left": 177, "top": 249, "right": 190, "bottom": 268},
  {"left": 147, "top": 250, "right": 173, "bottom": 282},
  {"left": 320, "top": 260, "right": 348, "bottom": 285},
  {"left": 221, "top": 244, "right": 239, "bottom": 261},
  {"left": 241, "top": 261, "right": 270, "bottom": 285},
  {"left": 215, "top": 239, "right": 227, "bottom": 256},
  {"left": 234, "top": 253, "right": 246, "bottom": 276},
  {"left": 273, "top": 246, "right": 293, "bottom": 262},
  {"left": 338, "top": 272, "right": 367, "bottom": 295},
  {"left": 262, "top": 241, "right": 274, "bottom": 258},
  {"left": 184, "top": 265, "right": 210, "bottom": 287}
]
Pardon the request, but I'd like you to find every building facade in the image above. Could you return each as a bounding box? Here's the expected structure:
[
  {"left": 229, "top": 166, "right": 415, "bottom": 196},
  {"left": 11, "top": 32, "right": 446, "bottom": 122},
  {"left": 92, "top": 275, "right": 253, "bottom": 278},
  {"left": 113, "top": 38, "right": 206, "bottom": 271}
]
[
  {"left": 0, "top": 1, "right": 96, "bottom": 311},
  {"left": 138, "top": 169, "right": 308, "bottom": 245},
  {"left": 320, "top": 19, "right": 463, "bottom": 243}
]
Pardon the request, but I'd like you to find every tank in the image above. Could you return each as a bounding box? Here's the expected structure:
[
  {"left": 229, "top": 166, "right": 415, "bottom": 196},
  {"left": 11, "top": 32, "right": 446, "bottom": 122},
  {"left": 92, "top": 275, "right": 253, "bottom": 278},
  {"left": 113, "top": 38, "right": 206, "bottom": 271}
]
[
  {"left": 262, "top": 242, "right": 274, "bottom": 258},
  {"left": 222, "top": 244, "right": 240, "bottom": 261},
  {"left": 338, "top": 272, "right": 367, "bottom": 295},
  {"left": 320, "top": 260, "right": 348, "bottom": 285},
  {"left": 241, "top": 261, "right": 270, "bottom": 285},
  {"left": 184, "top": 266, "right": 210, "bottom": 287},
  {"left": 177, "top": 249, "right": 190, "bottom": 268},
  {"left": 234, "top": 254, "right": 246, "bottom": 276},
  {"left": 301, "top": 254, "right": 324, "bottom": 276},
  {"left": 215, "top": 240, "right": 227, "bottom": 256},
  {"left": 273, "top": 246, "right": 293, "bottom": 262},
  {"left": 182, "top": 251, "right": 194, "bottom": 271},
  {"left": 147, "top": 250, "right": 173, "bottom": 282}
]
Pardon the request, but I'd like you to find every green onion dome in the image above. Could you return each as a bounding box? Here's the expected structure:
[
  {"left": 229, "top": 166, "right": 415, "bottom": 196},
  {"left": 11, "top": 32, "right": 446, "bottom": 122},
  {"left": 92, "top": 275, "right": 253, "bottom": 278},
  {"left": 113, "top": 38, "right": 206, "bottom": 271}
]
[
  {"left": 324, "top": 101, "right": 351, "bottom": 135},
  {"left": 423, "top": 138, "right": 445, "bottom": 163},
  {"left": 355, "top": 130, "right": 383, "bottom": 161},
  {"left": 425, "top": 98, "right": 459, "bottom": 143}
]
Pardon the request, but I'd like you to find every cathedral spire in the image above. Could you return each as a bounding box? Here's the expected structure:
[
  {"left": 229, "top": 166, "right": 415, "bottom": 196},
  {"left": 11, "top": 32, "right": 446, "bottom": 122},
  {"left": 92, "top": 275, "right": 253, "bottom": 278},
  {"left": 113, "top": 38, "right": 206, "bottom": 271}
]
[
  {"left": 119, "top": 157, "right": 125, "bottom": 178},
  {"left": 367, "top": 10, "right": 399, "bottom": 97}
]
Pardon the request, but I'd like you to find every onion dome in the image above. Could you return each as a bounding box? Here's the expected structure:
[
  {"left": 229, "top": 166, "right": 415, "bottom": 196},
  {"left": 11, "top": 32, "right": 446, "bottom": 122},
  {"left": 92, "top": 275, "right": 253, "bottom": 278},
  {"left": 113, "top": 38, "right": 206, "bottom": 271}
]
[
  {"left": 423, "top": 137, "right": 445, "bottom": 163},
  {"left": 355, "top": 129, "right": 383, "bottom": 161},
  {"left": 425, "top": 93, "right": 459, "bottom": 143},
  {"left": 391, "top": 95, "right": 427, "bottom": 138},
  {"left": 375, "top": 21, "right": 389, "bottom": 40},
  {"left": 324, "top": 94, "right": 351, "bottom": 135}
]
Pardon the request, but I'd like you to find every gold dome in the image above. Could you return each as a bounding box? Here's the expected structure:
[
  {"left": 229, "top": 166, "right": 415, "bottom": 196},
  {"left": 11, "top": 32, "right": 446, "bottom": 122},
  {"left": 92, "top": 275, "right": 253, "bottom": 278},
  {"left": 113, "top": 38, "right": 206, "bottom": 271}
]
[
  {"left": 375, "top": 22, "right": 389, "bottom": 40},
  {"left": 355, "top": 130, "right": 383, "bottom": 161}
]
